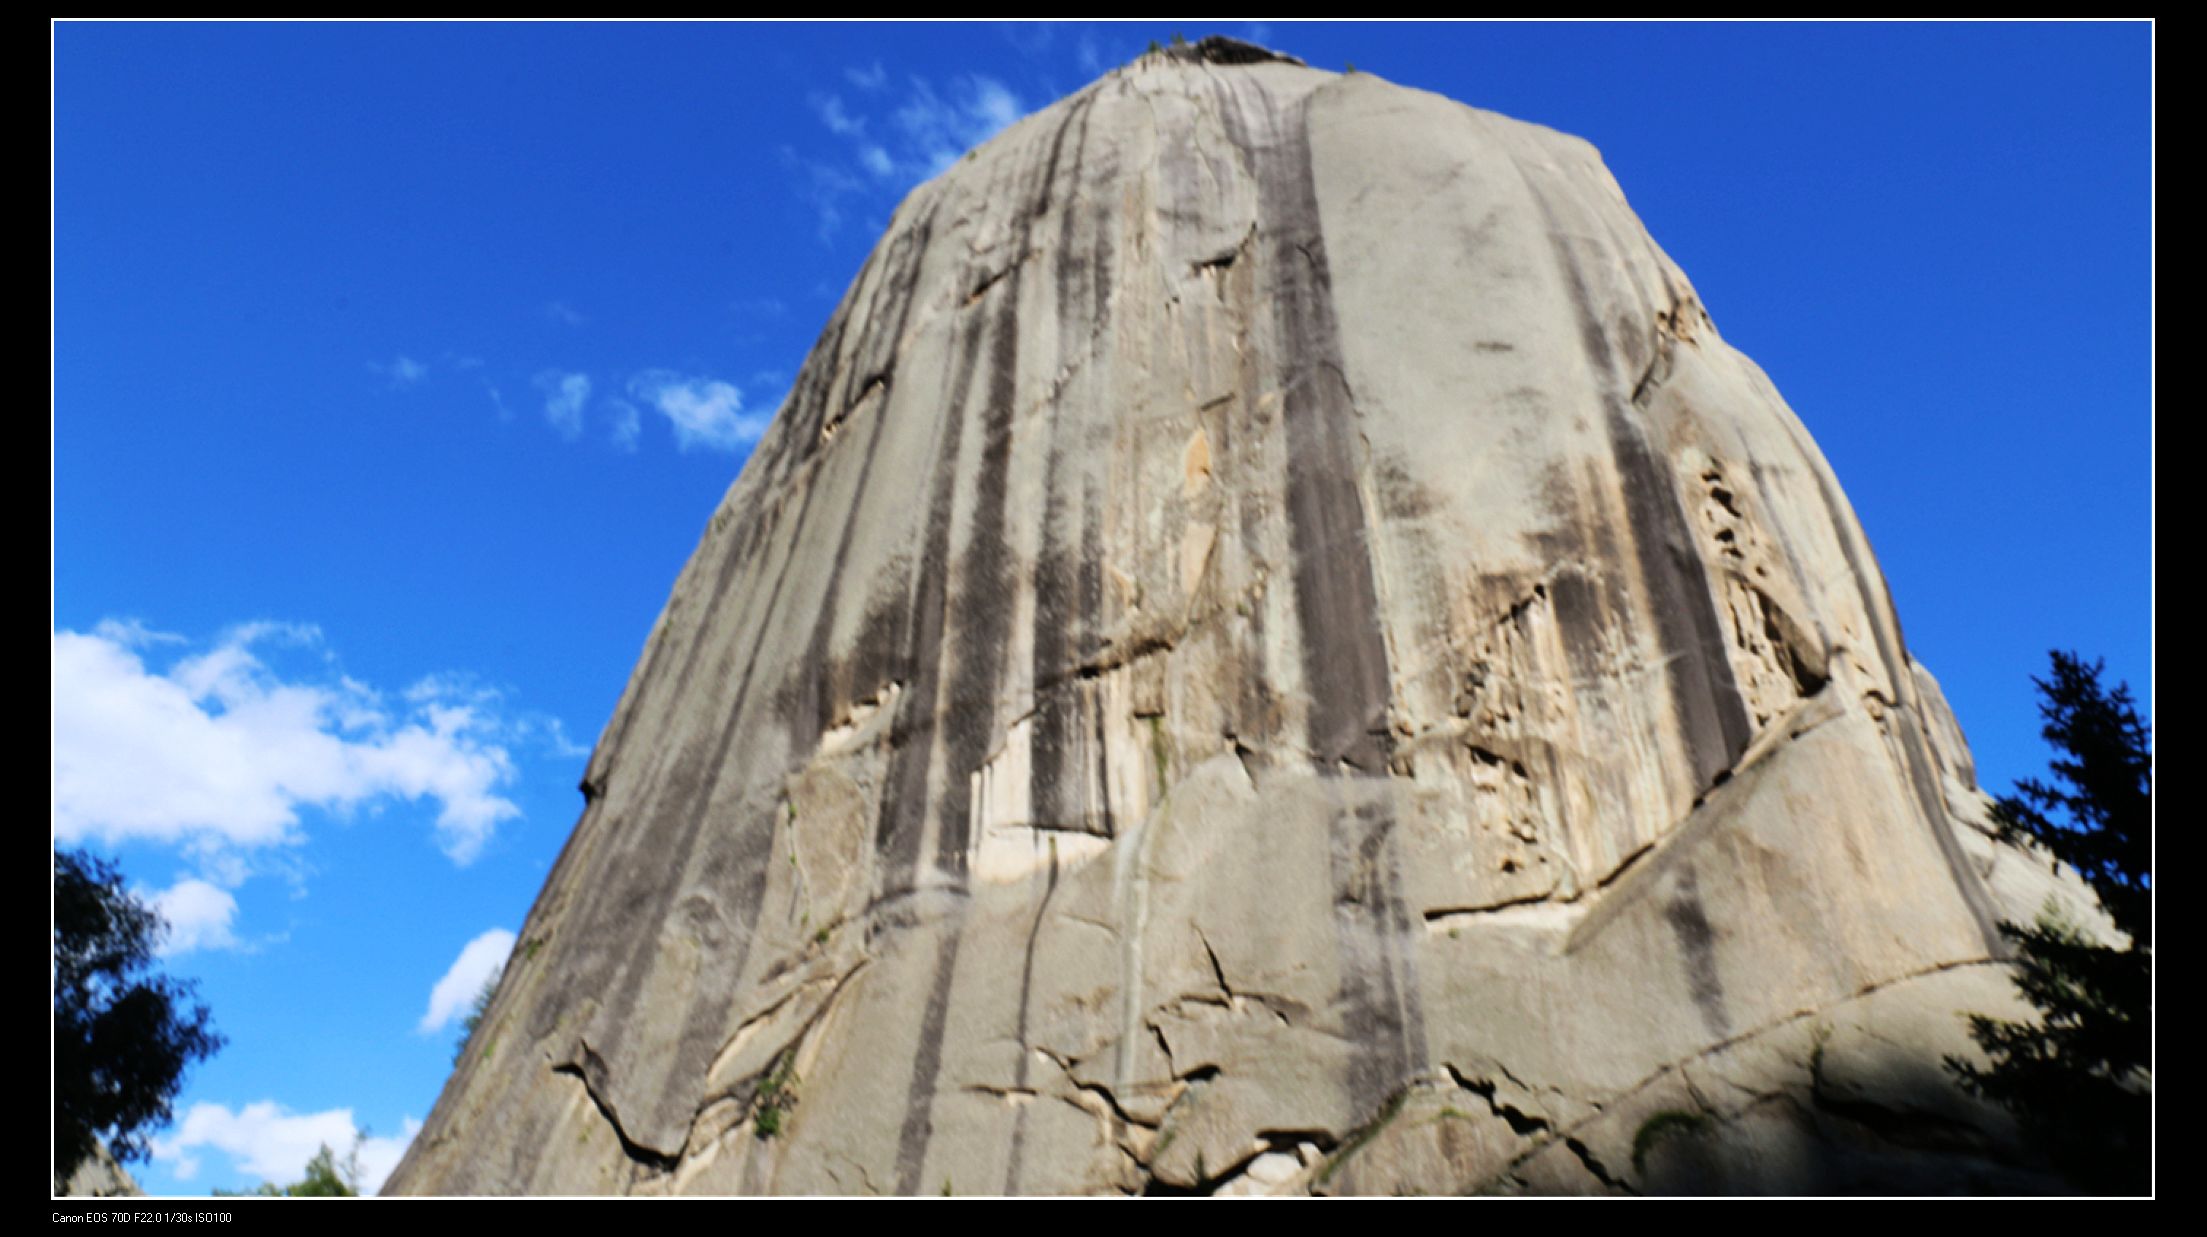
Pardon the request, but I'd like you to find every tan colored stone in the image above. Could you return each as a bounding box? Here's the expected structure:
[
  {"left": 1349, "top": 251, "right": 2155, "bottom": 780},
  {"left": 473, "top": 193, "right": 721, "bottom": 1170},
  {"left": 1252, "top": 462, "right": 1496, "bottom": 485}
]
[{"left": 386, "top": 37, "right": 2097, "bottom": 1196}]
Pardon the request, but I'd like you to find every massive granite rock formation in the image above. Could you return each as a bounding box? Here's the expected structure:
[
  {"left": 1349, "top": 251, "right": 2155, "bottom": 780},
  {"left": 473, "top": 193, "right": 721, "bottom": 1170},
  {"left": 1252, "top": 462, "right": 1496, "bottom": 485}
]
[{"left": 388, "top": 39, "right": 2101, "bottom": 1195}]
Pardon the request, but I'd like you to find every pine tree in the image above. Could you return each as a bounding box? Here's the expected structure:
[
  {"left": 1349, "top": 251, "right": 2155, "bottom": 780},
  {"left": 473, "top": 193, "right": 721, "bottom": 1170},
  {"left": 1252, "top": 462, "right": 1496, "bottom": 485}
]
[{"left": 1948, "top": 652, "right": 2151, "bottom": 1194}]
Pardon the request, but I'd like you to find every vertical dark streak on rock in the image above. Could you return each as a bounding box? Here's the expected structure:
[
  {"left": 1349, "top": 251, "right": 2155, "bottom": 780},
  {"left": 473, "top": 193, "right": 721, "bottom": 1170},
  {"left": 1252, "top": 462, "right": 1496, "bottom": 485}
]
[
  {"left": 1328, "top": 802, "right": 1419, "bottom": 1114},
  {"left": 598, "top": 622, "right": 667, "bottom": 776},
  {"left": 892, "top": 929, "right": 964, "bottom": 1194},
  {"left": 1086, "top": 649, "right": 1116, "bottom": 837},
  {"left": 785, "top": 205, "right": 941, "bottom": 750},
  {"left": 642, "top": 482, "right": 845, "bottom": 1149},
  {"left": 1588, "top": 206, "right": 1659, "bottom": 382},
  {"left": 1235, "top": 79, "right": 1395, "bottom": 775},
  {"left": 1524, "top": 178, "right": 1754, "bottom": 795},
  {"left": 1777, "top": 419, "right": 2007, "bottom": 957},
  {"left": 1198, "top": 76, "right": 1279, "bottom": 751},
  {"left": 742, "top": 228, "right": 879, "bottom": 495},
  {"left": 872, "top": 107, "right": 1031, "bottom": 891},
  {"left": 1029, "top": 99, "right": 1097, "bottom": 837},
  {"left": 928, "top": 285, "right": 1019, "bottom": 876},
  {"left": 517, "top": 800, "right": 600, "bottom": 1046},
  {"left": 553, "top": 402, "right": 841, "bottom": 1155},
  {"left": 1664, "top": 865, "right": 1730, "bottom": 1038},
  {"left": 935, "top": 96, "right": 1082, "bottom": 875},
  {"left": 889, "top": 100, "right": 1088, "bottom": 1194},
  {"left": 876, "top": 310, "right": 989, "bottom": 882},
  {"left": 1378, "top": 811, "right": 1429, "bottom": 1064},
  {"left": 1003, "top": 846, "right": 1063, "bottom": 1192},
  {"left": 1221, "top": 71, "right": 1428, "bottom": 1125},
  {"left": 1545, "top": 566, "right": 1615, "bottom": 698}
]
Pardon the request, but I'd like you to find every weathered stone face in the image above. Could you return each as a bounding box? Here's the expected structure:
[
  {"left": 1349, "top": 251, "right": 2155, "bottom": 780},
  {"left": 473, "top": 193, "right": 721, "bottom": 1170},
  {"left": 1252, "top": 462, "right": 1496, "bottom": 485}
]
[{"left": 386, "top": 40, "right": 2100, "bottom": 1196}]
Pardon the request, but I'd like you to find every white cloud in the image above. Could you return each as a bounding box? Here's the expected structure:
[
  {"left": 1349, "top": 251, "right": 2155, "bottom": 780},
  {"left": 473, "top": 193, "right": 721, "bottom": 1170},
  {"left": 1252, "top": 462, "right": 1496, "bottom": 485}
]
[
  {"left": 533, "top": 369, "right": 591, "bottom": 441},
  {"left": 154, "top": 1103, "right": 419, "bottom": 1194},
  {"left": 628, "top": 370, "right": 773, "bottom": 452},
  {"left": 544, "top": 300, "right": 586, "bottom": 327},
  {"left": 420, "top": 928, "right": 516, "bottom": 1034},
  {"left": 145, "top": 878, "right": 240, "bottom": 956},
  {"left": 369, "top": 356, "right": 428, "bottom": 389},
  {"left": 607, "top": 398, "right": 641, "bottom": 452},
  {"left": 51, "top": 624, "right": 523, "bottom": 865},
  {"left": 860, "top": 144, "right": 894, "bottom": 178},
  {"left": 356, "top": 1120, "right": 422, "bottom": 1194},
  {"left": 845, "top": 61, "right": 887, "bottom": 92}
]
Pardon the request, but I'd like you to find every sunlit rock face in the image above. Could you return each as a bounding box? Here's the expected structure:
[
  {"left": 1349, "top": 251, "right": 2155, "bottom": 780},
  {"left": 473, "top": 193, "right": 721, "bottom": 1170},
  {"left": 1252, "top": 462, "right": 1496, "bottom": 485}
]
[{"left": 387, "top": 39, "right": 2093, "bottom": 1196}]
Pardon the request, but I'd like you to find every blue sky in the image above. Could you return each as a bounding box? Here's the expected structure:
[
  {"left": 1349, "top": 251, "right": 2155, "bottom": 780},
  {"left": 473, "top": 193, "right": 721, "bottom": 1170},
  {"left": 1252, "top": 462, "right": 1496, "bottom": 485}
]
[{"left": 52, "top": 21, "right": 2151, "bottom": 1195}]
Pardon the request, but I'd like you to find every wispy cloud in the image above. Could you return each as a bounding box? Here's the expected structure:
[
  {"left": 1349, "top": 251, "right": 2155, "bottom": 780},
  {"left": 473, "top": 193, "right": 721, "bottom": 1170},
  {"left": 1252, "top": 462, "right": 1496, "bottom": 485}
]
[
  {"left": 51, "top": 623, "right": 525, "bottom": 866},
  {"left": 1076, "top": 31, "right": 1108, "bottom": 77},
  {"left": 628, "top": 370, "right": 774, "bottom": 453},
  {"left": 606, "top": 397, "right": 642, "bottom": 452},
  {"left": 404, "top": 672, "right": 588, "bottom": 760},
  {"left": 543, "top": 300, "right": 587, "bottom": 327},
  {"left": 785, "top": 148, "right": 867, "bottom": 241},
  {"left": 795, "top": 68, "right": 1030, "bottom": 239},
  {"left": 999, "top": 23, "right": 1054, "bottom": 59},
  {"left": 810, "top": 92, "right": 866, "bottom": 138},
  {"left": 533, "top": 370, "right": 591, "bottom": 441},
  {"left": 93, "top": 617, "right": 186, "bottom": 648},
  {"left": 152, "top": 1102, "right": 419, "bottom": 1193},
  {"left": 368, "top": 356, "right": 427, "bottom": 390},
  {"left": 893, "top": 75, "right": 1026, "bottom": 175},
  {"left": 419, "top": 928, "right": 516, "bottom": 1034}
]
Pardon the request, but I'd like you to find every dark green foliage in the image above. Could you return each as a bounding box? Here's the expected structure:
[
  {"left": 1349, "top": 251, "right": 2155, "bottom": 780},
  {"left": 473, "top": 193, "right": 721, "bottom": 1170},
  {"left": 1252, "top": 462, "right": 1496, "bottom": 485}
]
[
  {"left": 1993, "top": 652, "right": 2151, "bottom": 947},
  {"left": 53, "top": 849, "right": 224, "bottom": 1185},
  {"left": 1948, "top": 652, "right": 2151, "bottom": 1194},
  {"left": 753, "top": 1053, "right": 800, "bottom": 1140}
]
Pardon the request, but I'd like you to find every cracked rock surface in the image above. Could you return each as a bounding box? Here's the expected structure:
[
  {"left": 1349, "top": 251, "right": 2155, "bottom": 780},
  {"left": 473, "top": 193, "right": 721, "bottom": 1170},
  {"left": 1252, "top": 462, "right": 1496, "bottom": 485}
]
[{"left": 385, "top": 40, "right": 2104, "bottom": 1196}]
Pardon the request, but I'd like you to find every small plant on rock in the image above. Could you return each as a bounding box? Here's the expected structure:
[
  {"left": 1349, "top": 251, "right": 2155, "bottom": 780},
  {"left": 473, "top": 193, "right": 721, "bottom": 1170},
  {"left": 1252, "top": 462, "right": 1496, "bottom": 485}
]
[{"left": 753, "top": 1053, "right": 800, "bottom": 1140}]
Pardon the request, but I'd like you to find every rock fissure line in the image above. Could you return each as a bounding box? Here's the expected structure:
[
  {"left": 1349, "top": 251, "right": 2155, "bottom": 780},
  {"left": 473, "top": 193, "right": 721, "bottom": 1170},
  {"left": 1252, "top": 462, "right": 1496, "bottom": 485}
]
[
  {"left": 552, "top": 1048, "right": 681, "bottom": 1174},
  {"left": 1492, "top": 955, "right": 2008, "bottom": 1184}
]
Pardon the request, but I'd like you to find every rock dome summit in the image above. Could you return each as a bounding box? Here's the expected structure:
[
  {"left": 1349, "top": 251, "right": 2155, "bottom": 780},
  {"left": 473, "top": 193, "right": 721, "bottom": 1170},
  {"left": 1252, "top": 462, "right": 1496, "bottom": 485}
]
[{"left": 387, "top": 39, "right": 2101, "bottom": 1195}]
